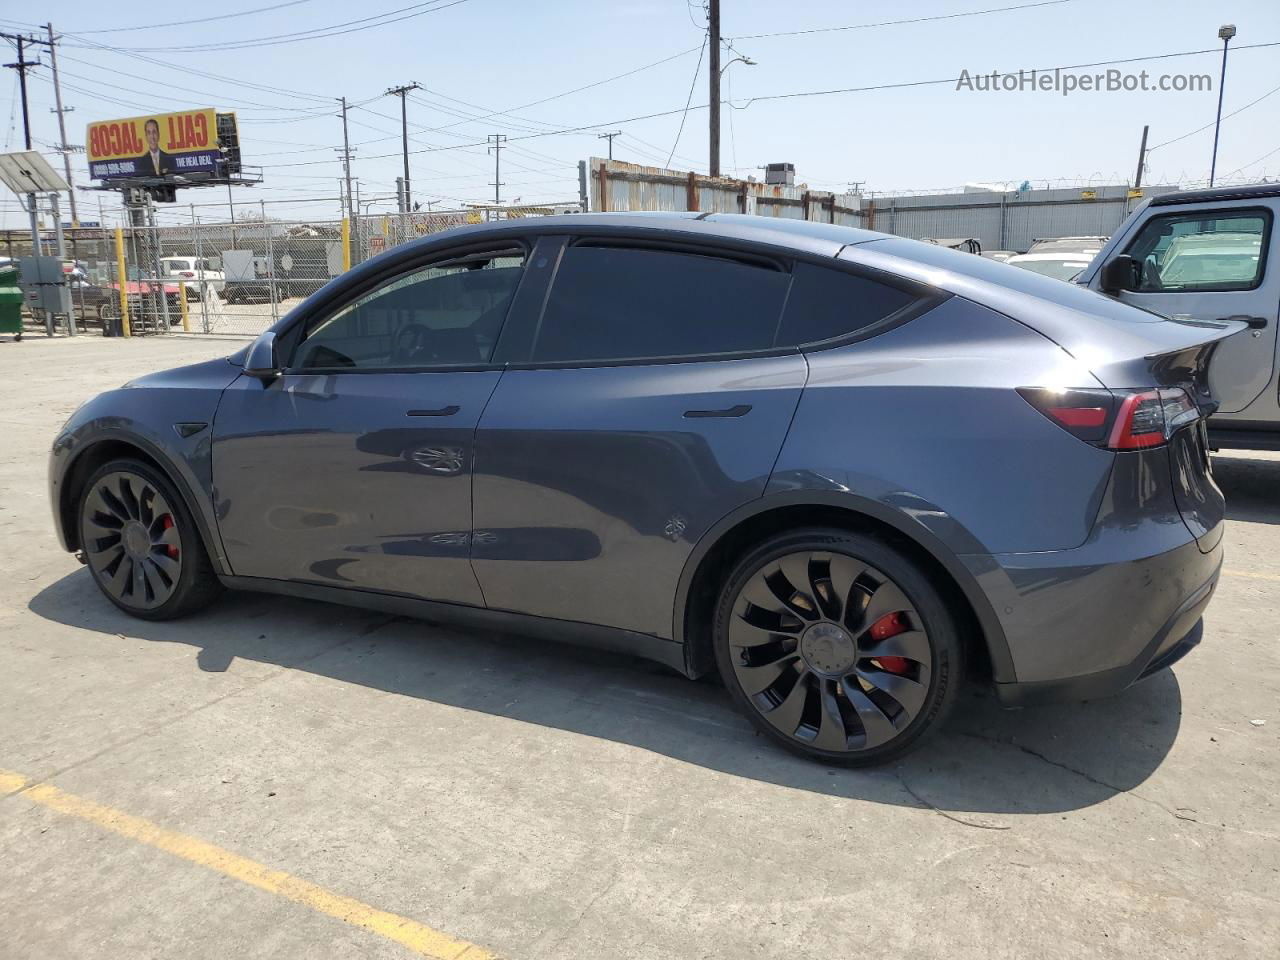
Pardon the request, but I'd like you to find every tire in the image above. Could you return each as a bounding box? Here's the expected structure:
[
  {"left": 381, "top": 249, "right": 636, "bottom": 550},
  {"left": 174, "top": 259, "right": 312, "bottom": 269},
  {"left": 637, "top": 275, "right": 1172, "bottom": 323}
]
[
  {"left": 713, "top": 527, "right": 964, "bottom": 766},
  {"left": 77, "top": 458, "right": 222, "bottom": 620}
]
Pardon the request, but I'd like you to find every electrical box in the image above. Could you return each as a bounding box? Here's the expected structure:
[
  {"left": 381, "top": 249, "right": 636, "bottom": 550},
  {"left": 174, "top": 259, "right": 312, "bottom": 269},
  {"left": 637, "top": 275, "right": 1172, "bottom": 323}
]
[
  {"left": 764, "top": 163, "right": 795, "bottom": 186},
  {"left": 17, "top": 256, "right": 71, "bottom": 315}
]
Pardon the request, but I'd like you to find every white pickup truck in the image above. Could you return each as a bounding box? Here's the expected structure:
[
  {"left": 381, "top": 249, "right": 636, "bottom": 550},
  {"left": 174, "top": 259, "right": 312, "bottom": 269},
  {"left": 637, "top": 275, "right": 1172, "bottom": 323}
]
[{"left": 1078, "top": 182, "right": 1280, "bottom": 451}]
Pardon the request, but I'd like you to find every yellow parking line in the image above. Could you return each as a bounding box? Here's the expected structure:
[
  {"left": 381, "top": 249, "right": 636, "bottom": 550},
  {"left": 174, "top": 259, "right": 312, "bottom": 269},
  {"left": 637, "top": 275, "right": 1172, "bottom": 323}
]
[
  {"left": 0, "top": 769, "right": 493, "bottom": 960},
  {"left": 1222, "top": 568, "right": 1280, "bottom": 583}
]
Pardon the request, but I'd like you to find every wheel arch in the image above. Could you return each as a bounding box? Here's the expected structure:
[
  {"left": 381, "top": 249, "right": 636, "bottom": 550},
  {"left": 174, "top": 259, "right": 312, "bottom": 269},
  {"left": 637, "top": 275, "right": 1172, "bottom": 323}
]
[
  {"left": 59, "top": 431, "right": 229, "bottom": 576},
  {"left": 675, "top": 492, "right": 1014, "bottom": 684}
]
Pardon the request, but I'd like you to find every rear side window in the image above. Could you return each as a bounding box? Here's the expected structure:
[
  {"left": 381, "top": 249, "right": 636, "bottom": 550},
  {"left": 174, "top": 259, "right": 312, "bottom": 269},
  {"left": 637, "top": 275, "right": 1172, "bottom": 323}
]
[
  {"left": 532, "top": 245, "right": 789, "bottom": 363},
  {"left": 778, "top": 262, "right": 917, "bottom": 347},
  {"left": 1124, "top": 209, "right": 1270, "bottom": 292}
]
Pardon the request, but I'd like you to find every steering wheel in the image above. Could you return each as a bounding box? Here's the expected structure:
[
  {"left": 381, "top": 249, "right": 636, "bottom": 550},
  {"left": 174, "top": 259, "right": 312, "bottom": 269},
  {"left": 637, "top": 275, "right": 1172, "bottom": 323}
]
[{"left": 392, "top": 323, "right": 434, "bottom": 364}]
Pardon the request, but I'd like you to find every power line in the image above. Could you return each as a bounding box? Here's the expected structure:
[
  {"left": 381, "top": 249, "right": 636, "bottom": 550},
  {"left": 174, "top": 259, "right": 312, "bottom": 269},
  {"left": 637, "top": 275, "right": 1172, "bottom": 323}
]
[
  {"left": 731, "top": 40, "right": 1280, "bottom": 108},
  {"left": 1148, "top": 80, "right": 1280, "bottom": 151},
  {"left": 1223, "top": 143, "right": 1280, "bottom": 179},
  {"left": 733, "top": 0, "right": 1080, "bottom": 41},
  {"left": 55, "top": 53, "right": 330, "bottom": 113},
  {"left": 258, "top": 38, "right": 1280, "bottom": 172},
  {"left": 417, "top": 44, "right": 703, "bottom": 135},
  {"left": 50, "top": 32, "right": 334, "bottom": 102},
  {"left": 74, "top": 1, "right": 321, "bottom": 34},
  {"left": 68, "top": 0, "right": 475, "bottom": 53},
  {"left": 667, "top": 33, "right": 707, "bottom": 168}
]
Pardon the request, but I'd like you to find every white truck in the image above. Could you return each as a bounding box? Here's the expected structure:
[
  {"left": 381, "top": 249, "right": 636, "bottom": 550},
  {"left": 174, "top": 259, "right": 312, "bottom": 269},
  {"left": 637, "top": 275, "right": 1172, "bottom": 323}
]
[{"left": 1078, "top": 183, "right": 1280, "bottom": 450}]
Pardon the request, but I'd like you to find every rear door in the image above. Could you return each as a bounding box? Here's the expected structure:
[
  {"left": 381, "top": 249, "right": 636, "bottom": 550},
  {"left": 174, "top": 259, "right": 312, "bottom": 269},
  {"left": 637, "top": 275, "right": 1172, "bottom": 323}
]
[
  {"left": 470, "top": 238, "right": 807, "bottom": 639},
  {"left": 1110, "top": 203, "right": 1279, "bottom": 415}
]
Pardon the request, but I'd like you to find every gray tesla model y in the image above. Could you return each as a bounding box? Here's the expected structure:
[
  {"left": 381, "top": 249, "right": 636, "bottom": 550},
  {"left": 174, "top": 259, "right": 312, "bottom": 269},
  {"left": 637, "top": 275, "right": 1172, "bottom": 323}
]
[{"left": 50, "top": 214, "right": 1235, "bottom": 764}]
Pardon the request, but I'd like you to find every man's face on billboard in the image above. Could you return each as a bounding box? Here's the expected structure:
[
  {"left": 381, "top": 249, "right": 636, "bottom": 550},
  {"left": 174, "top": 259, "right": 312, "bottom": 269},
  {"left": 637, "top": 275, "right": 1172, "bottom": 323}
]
[{"left": 145, "top": 120, "right": 160, "bottom": 151}]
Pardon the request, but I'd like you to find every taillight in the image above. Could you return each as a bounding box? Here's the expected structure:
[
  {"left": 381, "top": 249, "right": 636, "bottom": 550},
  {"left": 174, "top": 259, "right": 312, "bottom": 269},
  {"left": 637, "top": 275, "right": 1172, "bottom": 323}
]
[
  {"left": 1016, "top": 387, "right": 1116, "bottom": 443},
  {"left": 1019, "top": 386, "right": 1199, "bottom": 451},
  {"left": 179, "top": 270, "right": 195, "bottom": 277}
]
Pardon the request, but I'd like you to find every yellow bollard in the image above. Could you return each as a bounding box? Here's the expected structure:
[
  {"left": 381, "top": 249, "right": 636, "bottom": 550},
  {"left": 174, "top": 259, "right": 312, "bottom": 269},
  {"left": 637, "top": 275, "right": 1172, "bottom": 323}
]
[
  {"left": 341, "top": 217, "right": 351, "bottom": 273},
  {"left": 114, "top": 226, "right": 130, "bottom": 338},
  {"left": 179, "top": 284, "right": 190, "bottom": 332}
]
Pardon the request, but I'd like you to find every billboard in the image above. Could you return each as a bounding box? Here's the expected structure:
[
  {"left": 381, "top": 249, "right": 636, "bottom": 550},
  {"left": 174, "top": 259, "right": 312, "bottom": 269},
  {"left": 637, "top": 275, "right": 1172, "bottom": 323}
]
[{"left": 86, "top": 109, "right": 234, "bottom": 180}]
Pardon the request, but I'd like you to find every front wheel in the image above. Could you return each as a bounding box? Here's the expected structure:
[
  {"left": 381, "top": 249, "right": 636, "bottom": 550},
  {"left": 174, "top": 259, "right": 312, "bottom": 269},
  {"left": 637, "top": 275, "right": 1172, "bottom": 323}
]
[
  {"left": 714, "top": 528, "right": 964, "bottom": 766},
  {"left": 78, "top": 459, "right": 222, "bottom": 620}
]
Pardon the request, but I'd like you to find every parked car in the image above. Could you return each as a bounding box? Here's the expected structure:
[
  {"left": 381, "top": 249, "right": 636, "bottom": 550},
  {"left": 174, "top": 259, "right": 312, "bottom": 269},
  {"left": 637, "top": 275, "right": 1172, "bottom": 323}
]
[
  {"left": 223, "top": 278, "right": 286, "bottom": 303},
  {"left": 924, "top": 237, "right": 982, "bottom": 254},
  {"left": 50, "top": 213, "right": 1234, "bottom": 765},
  {"left": 159, "top": 256, "right": 226, "bottom": 301},
  {"left": 68, "top": 276, "right": 183, "bottom": 324},
  {"left": 1028, "top": 235, "right": 1109, "bottom": 255},
  {"left": 1005, "top": 250, "right": 1094, "bottom": 281},
  {"left": 1078, "top": 182, "right": 1280, "bottom": 450},
  {"left": 981, "top": 250, "right": 1017, "bottom": 262}
]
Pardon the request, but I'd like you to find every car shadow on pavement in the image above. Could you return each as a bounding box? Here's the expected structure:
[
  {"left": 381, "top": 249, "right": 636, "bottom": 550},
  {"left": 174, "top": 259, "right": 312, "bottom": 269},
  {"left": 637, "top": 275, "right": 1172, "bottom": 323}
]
[
  {"left": 1212, "top": 455, "right": 1280, "bottom": 525},
  {"left": 30, "top": 569, "right": 1183, "bottom": 820}
]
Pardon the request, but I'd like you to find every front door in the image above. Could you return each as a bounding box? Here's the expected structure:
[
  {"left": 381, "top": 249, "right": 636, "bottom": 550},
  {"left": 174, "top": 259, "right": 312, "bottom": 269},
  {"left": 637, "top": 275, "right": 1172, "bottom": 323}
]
[
  {"left": 471, "top": 239, "right": 808, "bottom": 638},
  {"left": 213, "top": 245, "right": 528, "bottom": 606},
  {"left": 1112, "top": 203, "right": 1280, "bottom": 415}
]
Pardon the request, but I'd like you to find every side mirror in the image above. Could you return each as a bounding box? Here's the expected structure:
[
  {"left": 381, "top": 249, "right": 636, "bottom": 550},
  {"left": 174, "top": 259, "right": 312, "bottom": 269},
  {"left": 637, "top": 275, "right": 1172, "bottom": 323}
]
[
  {"left": 244, "top": 330, "right": 281, "bottom": 380},
  {"left": 1099, "top": 254, "right": 1143, "bottom": 294}
]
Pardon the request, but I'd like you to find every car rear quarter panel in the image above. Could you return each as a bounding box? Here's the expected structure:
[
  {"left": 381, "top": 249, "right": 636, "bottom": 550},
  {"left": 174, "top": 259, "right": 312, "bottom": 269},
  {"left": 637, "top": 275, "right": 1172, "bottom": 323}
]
[{"left": 767, "top": 296, "right": 1115, "bottom": 555}]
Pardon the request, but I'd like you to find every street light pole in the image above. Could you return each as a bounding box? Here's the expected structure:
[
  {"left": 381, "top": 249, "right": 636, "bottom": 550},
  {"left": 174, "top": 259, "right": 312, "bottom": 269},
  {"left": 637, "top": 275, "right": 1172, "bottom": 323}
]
[{"left": 1209, "top": 23, "right": 1236, "bottom": 188}]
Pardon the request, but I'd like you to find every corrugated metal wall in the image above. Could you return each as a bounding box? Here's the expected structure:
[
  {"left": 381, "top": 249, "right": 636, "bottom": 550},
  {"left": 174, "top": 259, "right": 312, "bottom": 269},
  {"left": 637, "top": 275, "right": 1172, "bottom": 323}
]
[
  {"left": 586, "top": 158, "right": 862, "bottom": 226},
  {"left": 585, "top": 158, "right": 1178, "bottom": 252}
]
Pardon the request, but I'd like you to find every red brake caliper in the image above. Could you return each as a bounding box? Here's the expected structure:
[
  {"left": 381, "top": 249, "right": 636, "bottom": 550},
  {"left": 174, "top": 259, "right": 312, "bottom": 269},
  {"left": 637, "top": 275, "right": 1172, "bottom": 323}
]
[
  {"left": 868, "top": 611, "right": 910, "bottom": 674},
  {"left": 161, "top": 515, "right": 179, "bottom": 559}
]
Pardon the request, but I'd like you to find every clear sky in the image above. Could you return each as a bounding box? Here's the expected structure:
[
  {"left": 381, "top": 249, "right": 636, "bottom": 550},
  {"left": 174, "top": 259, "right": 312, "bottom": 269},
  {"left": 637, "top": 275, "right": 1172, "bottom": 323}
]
[{"left": 2, "top": 0, "right": 1279, "bottom": 228}]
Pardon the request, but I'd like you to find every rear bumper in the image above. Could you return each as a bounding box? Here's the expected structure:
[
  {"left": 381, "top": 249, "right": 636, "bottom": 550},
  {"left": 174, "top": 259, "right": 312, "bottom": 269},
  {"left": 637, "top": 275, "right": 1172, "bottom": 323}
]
[{"left": 993, "top": 573, "right": 1214, "bottom": 707}]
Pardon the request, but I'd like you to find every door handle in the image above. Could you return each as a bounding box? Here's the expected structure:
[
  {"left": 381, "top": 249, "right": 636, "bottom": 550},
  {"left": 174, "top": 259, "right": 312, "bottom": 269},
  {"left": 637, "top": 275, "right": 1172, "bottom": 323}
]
[
  {"left": 406, "top": 405, "right": 460, "bottom": 417},
  {"left": 1216, "top": 315, "right": 1268, "bottom": 329},
  {"left": 683, "top": 404, "right": 752, "bottom": 419}
]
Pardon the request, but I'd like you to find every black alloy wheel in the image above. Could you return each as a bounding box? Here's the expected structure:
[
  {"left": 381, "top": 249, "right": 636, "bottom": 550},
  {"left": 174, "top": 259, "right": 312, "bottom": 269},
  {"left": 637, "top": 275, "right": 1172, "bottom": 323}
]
[
  {"left": 714, "top": 528, "right": 963, "bottom": 765},
  {"left": 78, "top": 459, "right": 222, "bottom": 619}
]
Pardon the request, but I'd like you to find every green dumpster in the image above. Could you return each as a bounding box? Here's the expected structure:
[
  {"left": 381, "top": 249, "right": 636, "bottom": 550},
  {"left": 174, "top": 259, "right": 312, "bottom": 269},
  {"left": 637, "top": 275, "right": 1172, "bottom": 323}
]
[{"left": 0, "top": 265, "right": 23, "bottom": 340}]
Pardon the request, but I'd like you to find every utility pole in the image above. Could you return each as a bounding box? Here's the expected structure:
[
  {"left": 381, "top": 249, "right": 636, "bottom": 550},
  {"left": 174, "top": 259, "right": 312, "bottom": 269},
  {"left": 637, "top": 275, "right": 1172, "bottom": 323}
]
[
  {"left": 597, "top": 131, "right": 621, "bottom": 160},
  {"left": 2, "top": 33, "right": 40, "bottom": 150},
  {"left": 337, "top": 96, "right": 355, "bottom": 222},
  {"left": 45, "top": 24, "right": 78, "bottom": 225},
  {"left": 708, "top": 0, "right": 721, "bottom": 177},
  {"left": 487, "top": 134, "right": 506, "bottom": 206},
  {"left": 1134, "top": 124, "right": 1149, "bottom": 189},
  {"left": 2, "top": 32, "right": 43, "bottom": 257},
  {"left": 385, "top": 82, "right": 421, "bottom": 211}
]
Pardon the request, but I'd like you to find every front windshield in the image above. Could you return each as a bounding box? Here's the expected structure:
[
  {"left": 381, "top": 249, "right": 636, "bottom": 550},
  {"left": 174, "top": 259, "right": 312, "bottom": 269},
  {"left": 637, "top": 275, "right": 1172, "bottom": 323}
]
[{"left": 1010, "top": 258, "right": 1086, "bottom": 281}]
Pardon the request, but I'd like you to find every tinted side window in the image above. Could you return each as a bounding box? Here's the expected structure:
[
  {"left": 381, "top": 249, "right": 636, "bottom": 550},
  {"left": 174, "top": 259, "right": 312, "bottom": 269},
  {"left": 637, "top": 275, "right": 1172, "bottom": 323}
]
[
  {"left": 1124, "top": 209, "right": 1269, "bottom": 292},
  {"left": 778, "top": 262, "right": 916, "bottom": 347},
  {"left": 292, "top": 250, "right": 524, "bottom": 370},
  {"left": 532, "top": 245, "right": 789, "bottom": 363}
]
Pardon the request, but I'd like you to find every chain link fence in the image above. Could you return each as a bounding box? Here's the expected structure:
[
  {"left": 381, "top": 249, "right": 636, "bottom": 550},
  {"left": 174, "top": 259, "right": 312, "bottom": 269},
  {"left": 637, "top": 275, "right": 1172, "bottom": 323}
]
[{"left": 3, "top": 202, "right": 579, "bottom": 339}]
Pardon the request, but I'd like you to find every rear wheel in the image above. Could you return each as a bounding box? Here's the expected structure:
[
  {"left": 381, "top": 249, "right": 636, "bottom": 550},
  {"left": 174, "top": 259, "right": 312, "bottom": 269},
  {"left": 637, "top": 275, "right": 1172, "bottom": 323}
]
[
  {"left": 77, "top": 459, "right": 222, "bottom": 620},
  {"left": 714, "top": 528, "right": 964, "bottom": 766}
]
